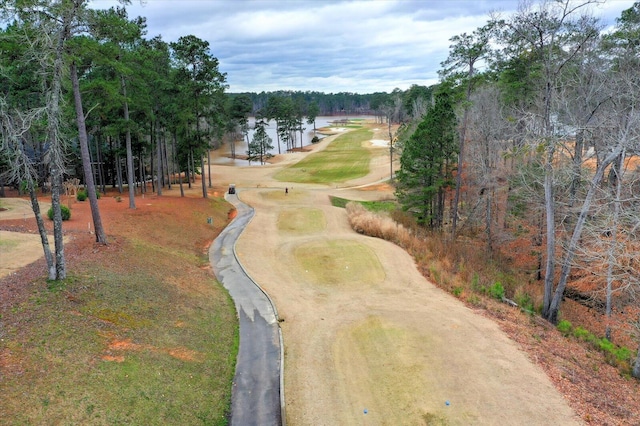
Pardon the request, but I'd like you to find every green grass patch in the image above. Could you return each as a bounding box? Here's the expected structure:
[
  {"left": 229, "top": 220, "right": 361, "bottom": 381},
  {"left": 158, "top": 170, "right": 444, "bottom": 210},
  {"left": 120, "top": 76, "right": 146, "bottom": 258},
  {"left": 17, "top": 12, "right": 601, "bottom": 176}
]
[
  {"left": 274, "top": 127, "right": 373, "bottom": 184},
  {"left": 555, "top": 319, "right": 634, "bottom": 373},
  {"left": 330, "top": 195, "right": 397, "bottom": 213},
  {"left": 294, "top": 239, "right": 385, "bottom": 286},
  {"left": 0, "top": 197, "right": 237, "bottom": 425},
  {"left": 277, "top": 208, "right": 326, "bottom": 233}
]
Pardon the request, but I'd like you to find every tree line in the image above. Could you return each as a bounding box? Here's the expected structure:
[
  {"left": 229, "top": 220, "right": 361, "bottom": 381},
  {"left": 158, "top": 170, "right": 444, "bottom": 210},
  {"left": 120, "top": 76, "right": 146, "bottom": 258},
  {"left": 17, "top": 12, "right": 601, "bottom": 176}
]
[
  {"left": 0, "top": 0, "right": 233, "bottom": 280},
  {"left": 392, "top": 0, "right": 640, "bottom": 378},
  {"left": 0, "top": 1, "right": 430, "bottom": 283}
]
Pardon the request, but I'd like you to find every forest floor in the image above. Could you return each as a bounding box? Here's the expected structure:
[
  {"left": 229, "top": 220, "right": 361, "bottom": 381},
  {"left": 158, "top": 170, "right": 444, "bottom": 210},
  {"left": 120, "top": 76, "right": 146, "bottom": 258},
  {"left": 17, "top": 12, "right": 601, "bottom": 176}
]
[{"left": 1, "top": 121, "right": 639, "bottom": 424}]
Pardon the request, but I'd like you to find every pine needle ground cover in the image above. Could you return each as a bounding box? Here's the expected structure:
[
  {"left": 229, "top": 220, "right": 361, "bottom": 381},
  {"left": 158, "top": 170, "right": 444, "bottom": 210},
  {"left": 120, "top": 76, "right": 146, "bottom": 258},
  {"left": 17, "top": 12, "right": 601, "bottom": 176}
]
[
  {"left": 274, "top": 127, "right": 372, "bottom": 184},
  {"left": 0, "top": 194, "right": 238, "bottom": 425}
]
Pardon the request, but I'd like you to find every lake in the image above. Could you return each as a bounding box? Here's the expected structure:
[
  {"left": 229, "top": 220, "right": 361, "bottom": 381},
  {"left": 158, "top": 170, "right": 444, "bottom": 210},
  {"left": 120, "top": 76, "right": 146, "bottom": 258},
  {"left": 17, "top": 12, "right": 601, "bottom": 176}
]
[{"left": 211, "top": 115, "right": 372, "bottom": 165}]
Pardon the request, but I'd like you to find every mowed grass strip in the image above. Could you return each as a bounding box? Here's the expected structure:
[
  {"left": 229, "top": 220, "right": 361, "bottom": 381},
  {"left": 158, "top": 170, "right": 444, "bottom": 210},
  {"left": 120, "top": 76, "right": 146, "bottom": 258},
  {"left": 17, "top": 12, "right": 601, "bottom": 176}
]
[
  {"left": 293, "top": 239, "right": 385, "bottom": 286},
  {"left": 0, "top": 196, "right": 238, "bottom": 425},
  {"left": 333, "top": 316, "right": 436, "bottom": 424},
  {"left": 274, "top": 127, "right": 373, "bottom": 184},
  {"left": 329, "top": 195, "right": 398, "bottom": 213},
  {"left": 277, "top": 208, "right": 326, "bottom": 234}
]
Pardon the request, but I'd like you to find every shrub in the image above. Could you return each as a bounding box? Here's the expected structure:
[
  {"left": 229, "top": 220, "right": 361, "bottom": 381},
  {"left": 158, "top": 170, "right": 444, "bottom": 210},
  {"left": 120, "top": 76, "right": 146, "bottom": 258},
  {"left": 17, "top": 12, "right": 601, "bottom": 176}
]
[
  {"left": 489, "top": 282, "right": 505, "bottom": 300},
  {"left": 311, "top": 135, "right": 320, "bottom": 144},
  {"left": 47, "top": 205, "right": 71, "bottom": 221},
  {"left": 614, "top": 346, "right": 632, "bottom": 362},
  {"left": 515, "top": 292, "right": 534, "bottom": 313},
  {"left": 77, "top": 189, "right": 101, "bottom": 201},
  {"left": 556, "top": 320, "right": 572, "bottom": 336},
  {"left": 598, "top": 337, "right": 615, "bottom": 353},
  {"left": 573, "top": 326, "right": 593, "bottom": 342}
]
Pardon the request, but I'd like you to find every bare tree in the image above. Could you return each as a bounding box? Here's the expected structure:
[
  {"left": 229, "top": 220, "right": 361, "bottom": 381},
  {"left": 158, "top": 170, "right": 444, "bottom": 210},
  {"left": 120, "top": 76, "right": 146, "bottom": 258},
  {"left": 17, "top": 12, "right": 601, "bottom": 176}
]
[
  {"left": 497, "top": 0, "right": 602, "bottom": 323},
  {"left": 440, "top": 24, "right": 493, "bottom": 238},
  {"left": 382, "top": 93, "right": 403, "bottom": 181},
  {"left": 465, "top": 85, "right": 509, "bottom": 252},
  {"left": 0, "top": 100, "right": 56, "bottom": 279}
]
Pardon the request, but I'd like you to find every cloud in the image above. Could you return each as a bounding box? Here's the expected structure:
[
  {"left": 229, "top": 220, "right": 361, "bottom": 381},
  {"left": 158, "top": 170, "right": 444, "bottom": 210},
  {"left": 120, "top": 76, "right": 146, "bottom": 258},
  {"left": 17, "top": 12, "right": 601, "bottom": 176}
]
[{"left": 88, "top": 0, "right": 636, "bottom": 93}]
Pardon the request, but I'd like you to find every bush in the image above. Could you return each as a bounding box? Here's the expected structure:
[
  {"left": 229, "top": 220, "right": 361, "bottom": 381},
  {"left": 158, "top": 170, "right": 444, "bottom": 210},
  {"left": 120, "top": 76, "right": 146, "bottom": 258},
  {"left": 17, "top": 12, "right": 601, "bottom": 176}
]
[
  {"left": 77, "top": 189, "right": 101, "bottom": 201},
  {"left": 489, "top": 282, "right": 505, "bottom": 300},
  {"left": 311, "top": 135, "right": 320, "bottom": 144},
  {"left": 573, "top": 326, "right": 593, "bottom": 342},
  {"left": 47, "top": 205, "right": 71, "bottom": 221},
  {"left": 556, "top": 320, "right": 572, "bottom": 336},
  {"left": 515, "top": 292, "right": 534, "bottom": 313}
]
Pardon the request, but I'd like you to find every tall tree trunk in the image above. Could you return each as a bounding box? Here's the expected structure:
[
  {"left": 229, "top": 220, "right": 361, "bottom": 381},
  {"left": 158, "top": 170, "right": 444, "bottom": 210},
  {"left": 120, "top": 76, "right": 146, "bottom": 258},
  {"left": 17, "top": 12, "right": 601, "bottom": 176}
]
[
  {"left": 116, "top": 150, "right": 123, "bottom": 194},
  {"left": 71, "top": 61, "right": 107, "bottom": 244},
  {"left": 29, "top": 182, "right": 55, "bottom": 280},
  {"left": 275, "top": 120, "right": 281, "bottom": 154},
  {"left": 207, "top": 147, "right": 212, "bottom": 188},
  {"left": 96, "top": 134, "right": 106, "bottom": 193},
  {"left": 569, "top": 129, "right": 584, "bottom": 207},
  {"left": 388, "top": 118, "right": 394, "bottom": 181},
  {"left": 605, "top": 148, "right": 625, "bottom": 340},
  {"left": 546, "top": 146, "right": 623, "bottom": 323},
  {"left": 47, "top": 4, "right": 78, "bottom": 281},
  {"left": 156, "top": 119, "right": 162, "bottom": 196},
  {"left": 201, "top": 156, "right": 207, "bottom": 198},
  {"left": 187, "top": 148, "right": 192, "bottom": 189},
  {"left": 163, "top": 132, "right": 171, "bottom": 190},
  {"left": 139, "top": 155, "right": 145, "bottom": 194},
  {"left": 149, "top": 129, "right": 155, "bottom": 193},
  {"left": 173, "top": 132, "right": 184, "bottom": 197},
  {"left": 452, "top": 64, "right": 475, "bottom": 238},
  {"left": 542, "top": 145, "right": 557, "bottom": 319},
  {"left": 121, "top": 75, "right": 136, "bottom": 209}
]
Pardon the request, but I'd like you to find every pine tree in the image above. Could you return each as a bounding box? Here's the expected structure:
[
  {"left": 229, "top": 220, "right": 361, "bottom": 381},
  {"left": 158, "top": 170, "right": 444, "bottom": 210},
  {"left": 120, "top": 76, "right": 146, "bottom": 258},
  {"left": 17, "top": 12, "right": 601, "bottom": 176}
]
[{"left": 396, "top": 86, "right": 458, "bottom": 229}]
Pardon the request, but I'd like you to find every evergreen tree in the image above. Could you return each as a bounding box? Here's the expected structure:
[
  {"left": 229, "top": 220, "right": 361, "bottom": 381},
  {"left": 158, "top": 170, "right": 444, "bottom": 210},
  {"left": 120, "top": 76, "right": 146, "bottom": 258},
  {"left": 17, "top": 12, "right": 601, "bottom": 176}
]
[
  {"left": 396, "top": 86, "right": 458, "bottom": 229},
  {"left": 247, "top": 116, "right": 273, "bottom": 165}
]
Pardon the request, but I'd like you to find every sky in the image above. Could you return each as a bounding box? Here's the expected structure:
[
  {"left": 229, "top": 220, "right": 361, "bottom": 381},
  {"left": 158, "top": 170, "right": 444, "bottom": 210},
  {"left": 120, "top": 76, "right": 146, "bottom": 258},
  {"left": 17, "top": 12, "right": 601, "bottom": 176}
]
[{"left": 88, "top": 0, "right": 637, "bottom": 94}]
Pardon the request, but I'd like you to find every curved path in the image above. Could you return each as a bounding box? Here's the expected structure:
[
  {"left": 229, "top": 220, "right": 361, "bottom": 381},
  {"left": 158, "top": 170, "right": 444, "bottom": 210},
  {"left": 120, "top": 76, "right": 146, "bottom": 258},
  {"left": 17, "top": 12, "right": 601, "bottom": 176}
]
[{"left": 210, "top": 193, "right": 283, "bottom": 426}]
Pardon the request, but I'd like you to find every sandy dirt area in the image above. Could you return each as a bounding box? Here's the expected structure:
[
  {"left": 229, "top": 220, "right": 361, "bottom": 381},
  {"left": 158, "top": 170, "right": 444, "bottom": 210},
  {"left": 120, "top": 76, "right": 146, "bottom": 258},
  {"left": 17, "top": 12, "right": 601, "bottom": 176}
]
[
  {"left": 1, "top": 124, "right": 581, "bottom": 425},
  {"left": 0, "top": 198, "right": 53, "bottom": 279}
]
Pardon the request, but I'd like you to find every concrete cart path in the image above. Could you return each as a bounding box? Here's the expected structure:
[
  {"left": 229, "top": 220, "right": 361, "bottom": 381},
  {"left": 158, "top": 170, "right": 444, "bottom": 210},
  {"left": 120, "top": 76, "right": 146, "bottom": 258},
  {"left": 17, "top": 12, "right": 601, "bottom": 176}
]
[{"left": 210, "top": 193, "right": 283, "bottom": 426}]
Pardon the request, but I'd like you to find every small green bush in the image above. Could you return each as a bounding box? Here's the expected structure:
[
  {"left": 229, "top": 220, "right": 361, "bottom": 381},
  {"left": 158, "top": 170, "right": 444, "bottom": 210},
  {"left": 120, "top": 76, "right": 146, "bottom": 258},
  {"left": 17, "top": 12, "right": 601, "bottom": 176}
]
[
  {"left": 598, "top": 337, "right": 615, "bottom": 353},
  {"left": 515, "top": 292, "right": 534, "bottom": 313},
  {"left": 311, "top": 135, "right": 320, "bottom": 144},
  {"left": 614, "top": 346, "right": 632, "bottom": 362},
  {"left": 77, "top": 189, "right": 101, "bottom": 201},
  {"left": 47, "top": 205, "right": 71, "bottom": 221},
  {"left": 573, "top": 326, "right": 593, "bottom": 342},
  {"left": 556, "top": 319, "right": 573, "bottom": 336},
  {"left": 471, "top": 273, "right": 482, "bottom": 292},
  {"left": 489, "top": 282, "right": 505, "bottom": 300}
]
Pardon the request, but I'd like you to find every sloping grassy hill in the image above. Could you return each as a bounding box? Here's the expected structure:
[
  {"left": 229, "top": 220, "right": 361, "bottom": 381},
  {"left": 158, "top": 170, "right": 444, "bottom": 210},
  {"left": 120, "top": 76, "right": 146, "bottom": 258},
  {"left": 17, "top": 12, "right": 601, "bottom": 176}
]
[{"left": 0, "top": 194, "right": 237, "bottom": 425}]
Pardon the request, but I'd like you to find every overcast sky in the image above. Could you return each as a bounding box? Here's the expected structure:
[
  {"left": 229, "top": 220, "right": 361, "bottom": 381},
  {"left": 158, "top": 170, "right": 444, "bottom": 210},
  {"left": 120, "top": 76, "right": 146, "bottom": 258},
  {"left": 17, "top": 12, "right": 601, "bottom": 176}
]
[{"left": 88, "top": 0, "right": 636, "bottom": 94}]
